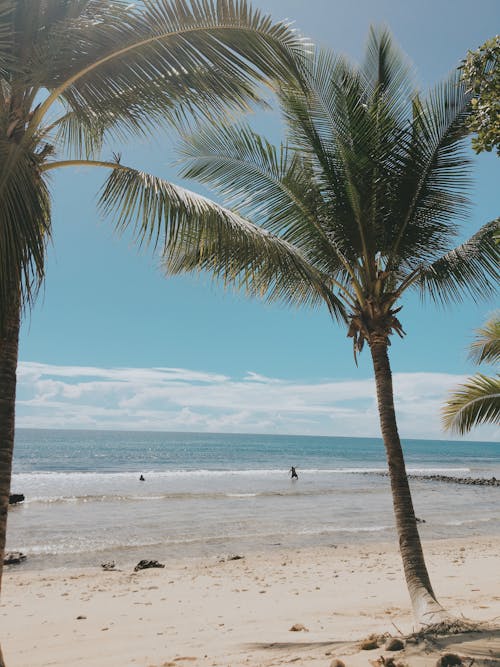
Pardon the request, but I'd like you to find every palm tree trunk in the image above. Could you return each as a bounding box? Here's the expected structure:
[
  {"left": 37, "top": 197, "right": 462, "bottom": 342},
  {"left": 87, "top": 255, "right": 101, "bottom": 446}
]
[
  {"left": 370, "top": 339, "right": 450, "bottom": 627},
  {"left": 0, "top": 288, "right": 21, "bottom": 667}
]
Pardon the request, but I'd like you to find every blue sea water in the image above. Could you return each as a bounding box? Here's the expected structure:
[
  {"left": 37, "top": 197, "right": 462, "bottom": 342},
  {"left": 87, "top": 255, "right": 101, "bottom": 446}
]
[{"left": 7, "top": 429, "right": 500, "bottom": 570}]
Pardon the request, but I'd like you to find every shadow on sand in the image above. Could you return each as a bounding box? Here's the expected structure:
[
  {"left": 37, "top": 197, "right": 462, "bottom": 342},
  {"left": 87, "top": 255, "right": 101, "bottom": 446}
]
[{"left": 245, "top": 627, "right": 500, "bottom": 665}]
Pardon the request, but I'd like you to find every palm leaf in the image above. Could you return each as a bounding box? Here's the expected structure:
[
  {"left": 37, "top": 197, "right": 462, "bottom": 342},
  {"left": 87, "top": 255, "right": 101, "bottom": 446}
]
[
  {"left": 0, "top": 138, "right": 50, "bottom": 325},
  {"left": 386, "top": 70, "right": 472, "bottom": 272},
  {"left": 97, "top": 165, "right": 347, "bottom": 320},
  {"left": 414, "top": 218, "right": 499, "bottom": 305},
  {"left": 469, "top": 314, "right": 500, "bottom": 365},
  {"left": 178, "top": 121, "right": 358, "bottom": 297},
  {"left": 0, "top": 0, "right": 13, "bottom": 73},
  {"left": 443, "top": 373, "right": 500, "bottom": 434},
  {"left": 361, "top": 25, "right": 416, "bottom": 127},
  {"left": 47, "top": 108, "right": 106, "bottom": 160},
  {"left": 29, "top": 0, "right": 307, "bottom": 140}
]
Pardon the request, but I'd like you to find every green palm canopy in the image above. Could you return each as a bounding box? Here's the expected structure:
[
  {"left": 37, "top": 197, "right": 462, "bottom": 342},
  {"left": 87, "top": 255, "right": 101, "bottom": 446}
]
[
  {"left": 0, "top": 0, "right": 305, "bottom": 326},
  {"left": 152, "top": 28, "right": 498, "bottom": 625},
  {"left": 0, "top": 4, "right": 304, "bottom": 658},
  {"left": 443, "top": 315, "right": 500, "bottom": 434}
]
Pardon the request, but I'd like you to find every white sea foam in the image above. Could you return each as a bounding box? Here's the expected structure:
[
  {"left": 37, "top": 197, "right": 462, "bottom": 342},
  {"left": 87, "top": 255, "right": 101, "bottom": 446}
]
[{"left": 12, "top": 466, "right": 472, "bottom": 481}]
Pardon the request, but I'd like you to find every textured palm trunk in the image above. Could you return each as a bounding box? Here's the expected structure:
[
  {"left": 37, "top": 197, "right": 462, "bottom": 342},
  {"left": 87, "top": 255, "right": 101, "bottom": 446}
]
[
  {"left": 0, "top": 289, "right": 21, "bottom": 667},
  {"left": 370, "top": 339, "right": 450, "bottom": 627}
]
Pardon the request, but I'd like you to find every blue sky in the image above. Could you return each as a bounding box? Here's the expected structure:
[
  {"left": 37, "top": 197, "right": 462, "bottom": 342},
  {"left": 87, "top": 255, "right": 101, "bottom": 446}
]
[{"left": 17, "top": 0, "right": 499, "bottom": 440}]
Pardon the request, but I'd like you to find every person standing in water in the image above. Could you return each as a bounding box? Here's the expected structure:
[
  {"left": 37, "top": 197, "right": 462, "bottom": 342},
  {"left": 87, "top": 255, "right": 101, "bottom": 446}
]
[{"left": 290, "top": 466, "right": 298, "bottom": 480}]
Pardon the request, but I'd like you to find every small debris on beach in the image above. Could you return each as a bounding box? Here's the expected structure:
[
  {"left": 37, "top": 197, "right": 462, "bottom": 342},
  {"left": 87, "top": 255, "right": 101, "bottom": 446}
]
[
  {"left": 360, "top": 638, "right": 379, "bottom": 650},
  {"left": 76, "top": 615, "right": 87, "bottom": 620},
  {"left": 289, "top": 623, "right": 308, "bottom": 632},
  {"left": 385, "top": 637, "right": 405, "bottom": 651},
  {"left": 134, "top": 559, "right": 165, "bottom": 572},
  {"left": 370, "top": 658, "right": 408, "bottom": 667},
  {"left": 329, "top": 659, "right": 346, "bottom": 667},
  {"left": 3, "top": 551, "right": 26, "bottom": 565},
  {"left": 218, "top": 554, "right": 245, "bottom": 562},
  {"left": 435, "top": 654, "right": 463, "bottom": 666},
  {"left": 101, "top": 561, "right": 116, "bottom": 571}
]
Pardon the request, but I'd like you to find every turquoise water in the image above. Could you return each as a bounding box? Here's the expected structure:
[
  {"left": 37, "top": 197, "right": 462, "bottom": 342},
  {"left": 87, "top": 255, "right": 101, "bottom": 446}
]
[{"left": 7, "top": 429, "right": 500, "bottom": 570}]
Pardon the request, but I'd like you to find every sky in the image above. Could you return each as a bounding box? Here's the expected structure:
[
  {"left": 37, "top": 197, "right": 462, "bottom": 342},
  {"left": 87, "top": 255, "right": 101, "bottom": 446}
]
[{"left": 17, "top": 0, "right": 499, "bottom": 441}]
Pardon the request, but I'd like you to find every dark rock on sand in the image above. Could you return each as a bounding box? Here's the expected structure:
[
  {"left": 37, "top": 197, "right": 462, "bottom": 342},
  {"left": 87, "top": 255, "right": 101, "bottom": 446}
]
[
  {"left": 101, "top": 561, "right": 116, "bottom": 571},
  {"left": 289, "top": 623, "right": 308, "bottom": 632},
  {"left": 133, "top": 559, "right": 165, "bottom": 572},
  {"left": 360, "top": 638, "right": 379, "bottom": 650},
  {"left": 8, "top": 493, "right": 24, "bottom": 505},
  {"left": 3, "top": 551, "right": 26, "bottom": 565},
  {"left": 385, "top": 637, "right": 405, "bottom": 651},
  {"left": 435, "top": 654, "right": 463, "bottom": 666},
  {"left": 329, "top": 659, "right": 346, "bottom": 667}
]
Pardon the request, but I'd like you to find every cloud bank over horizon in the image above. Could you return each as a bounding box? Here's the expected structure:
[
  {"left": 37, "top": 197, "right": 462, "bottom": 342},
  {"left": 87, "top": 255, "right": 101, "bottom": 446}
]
[{"left": 15, "top": 361, "right": 498, "bottom": 442}]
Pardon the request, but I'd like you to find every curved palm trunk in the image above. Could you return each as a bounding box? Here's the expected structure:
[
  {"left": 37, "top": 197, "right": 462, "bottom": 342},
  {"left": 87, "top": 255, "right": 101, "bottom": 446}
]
[
  {"left": 0, "top": 289, "right": 21, "bottom": 667},
  {"left": 370, "top": 340, "right": 450, "bottom": 627}
]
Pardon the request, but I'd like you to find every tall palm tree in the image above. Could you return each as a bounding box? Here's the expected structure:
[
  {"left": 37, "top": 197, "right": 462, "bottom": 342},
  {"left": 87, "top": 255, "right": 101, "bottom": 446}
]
[
  {"left": 0, "top": 0, "right": 303, "bottom": 653},
  {"left": 443, "top": 314, "right": 500, "bottom": 433},
  {"left": 147, "top": 29, "right": 497, "bottom": 625}
]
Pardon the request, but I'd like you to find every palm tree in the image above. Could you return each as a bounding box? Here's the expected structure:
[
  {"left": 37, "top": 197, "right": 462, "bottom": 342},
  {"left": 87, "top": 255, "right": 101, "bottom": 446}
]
[
  {"left": 443, "top": 314, "right": 500, "bottom": 433},
  {"left": 0, "top": 0, "right": 304, "bottom": 653},
  {"left": 153, "top": 29, "right": 498, "bottom": 625}
]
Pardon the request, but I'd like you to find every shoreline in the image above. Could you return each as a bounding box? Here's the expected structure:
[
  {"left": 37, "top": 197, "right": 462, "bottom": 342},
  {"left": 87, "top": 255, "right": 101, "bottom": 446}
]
[{"left": 3, "top": 535, "right": 499, "bottom": 666}]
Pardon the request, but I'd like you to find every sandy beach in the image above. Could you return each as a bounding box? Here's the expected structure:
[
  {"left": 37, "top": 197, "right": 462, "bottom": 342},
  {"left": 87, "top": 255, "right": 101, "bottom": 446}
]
[{"left": 2, "top": 536, "right": 499, "bottom": 667}]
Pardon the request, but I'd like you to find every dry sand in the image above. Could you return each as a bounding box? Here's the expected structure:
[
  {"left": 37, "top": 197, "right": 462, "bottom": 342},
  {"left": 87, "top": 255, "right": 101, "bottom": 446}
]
[{"left": 1, "top": 537, "right": 499, "bottom": 667}]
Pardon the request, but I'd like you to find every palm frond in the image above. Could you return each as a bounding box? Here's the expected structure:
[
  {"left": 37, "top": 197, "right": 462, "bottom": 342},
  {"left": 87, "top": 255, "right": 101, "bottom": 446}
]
[
  {"left": 469, "top": 314, "right": 500, "bottom": 365},
  {"left": 97, "top": 165, "right": 348, "bottom": 321},
  {"left": 443, "top": 373, "right": 500, "bottom": 434},
  {"left": 47, "top": 108, "right": 105, "bottom": 160},
  {"left": 414, "top": 218, "right": 499, "bottom": 305},
  {"left": 279, "top": 46, "right": 386, "bottom": 277},
  {"left": 0, "top": 137, "right": 50, "bottom": 331},
  {"left": 386, "top": 70, "right": 473, "bottom": 271},
  {"left": 179, "top": 122, "right": 301, "bottom": 231},
  {"left": 30, "top": 0, "right": 307, "bottom": 140},
  {"left": 179, "top": 121, "right": 358, "bottom": 294},
  {"left": 0, "top": 0, "right": 13, "bottom": 73},
  {"left": 361, "top": 25, "right": 416, "bottom": 125}
]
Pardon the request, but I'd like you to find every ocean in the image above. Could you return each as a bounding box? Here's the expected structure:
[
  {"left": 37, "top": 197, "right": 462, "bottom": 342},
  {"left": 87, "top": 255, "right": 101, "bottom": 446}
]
[{"left": 7, "top": 428, "right": 500, "bottom": 571}]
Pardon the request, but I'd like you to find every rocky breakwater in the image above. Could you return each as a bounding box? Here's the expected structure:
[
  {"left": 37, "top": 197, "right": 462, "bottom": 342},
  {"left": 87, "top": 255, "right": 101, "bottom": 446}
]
[
  {"left": 363, "top": 471, "right": 500, "bottom": 486},
  {"left": 408, "top": 474, "right": 499, "bottom": 486}
]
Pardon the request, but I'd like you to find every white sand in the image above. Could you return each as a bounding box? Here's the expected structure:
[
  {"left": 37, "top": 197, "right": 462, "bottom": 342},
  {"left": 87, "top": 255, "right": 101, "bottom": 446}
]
[{"left": 2, "top": 537, "right": 499, "bottom": 666}]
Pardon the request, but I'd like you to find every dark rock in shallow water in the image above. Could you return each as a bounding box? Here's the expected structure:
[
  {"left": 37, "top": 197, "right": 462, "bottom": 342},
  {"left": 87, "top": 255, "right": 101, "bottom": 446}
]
[
  {"left": 9, "top": 494, "right": 25, "bottom": 505},
  {"left": 133, "top": 559, "right": 165, "bottom": 572},
  {"left": 3, "top": 551, "right": 26, "bottom": 565}
]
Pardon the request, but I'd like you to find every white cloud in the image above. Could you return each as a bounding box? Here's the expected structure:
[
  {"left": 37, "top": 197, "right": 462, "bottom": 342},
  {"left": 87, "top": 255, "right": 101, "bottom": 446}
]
[{"left": 15, "top": 360, "right": 498, "bottom": 441}]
